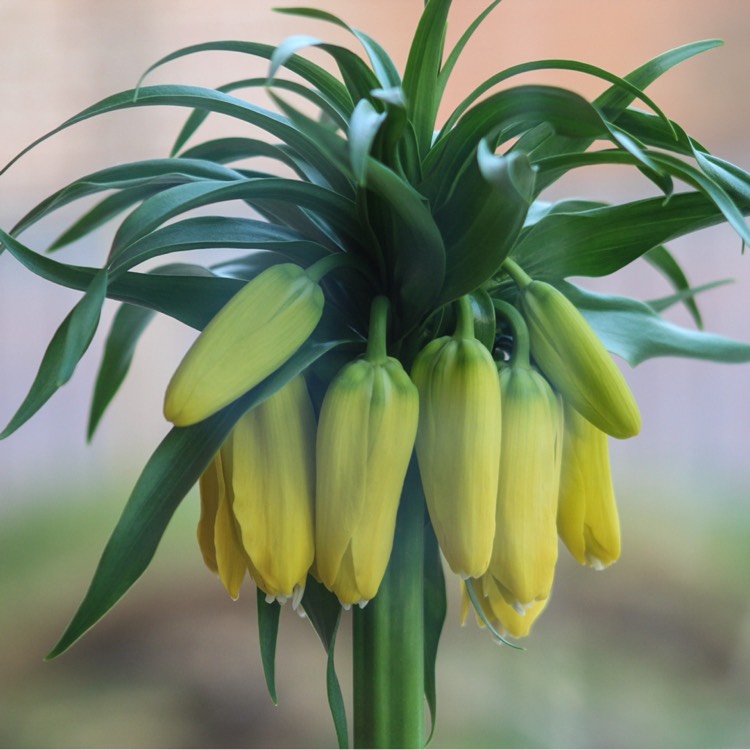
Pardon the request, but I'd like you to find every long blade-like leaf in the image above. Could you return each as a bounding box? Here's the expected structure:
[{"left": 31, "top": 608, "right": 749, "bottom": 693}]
[
  {"left": 0, "top": 270, "right": 107, "bottom": 439},
  {"left": 257, "top": 591, "right": 281, "bottom": 705}
]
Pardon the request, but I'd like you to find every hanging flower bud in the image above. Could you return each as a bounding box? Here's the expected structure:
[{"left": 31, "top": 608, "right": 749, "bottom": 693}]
[
  {"left": 462, "top": 575, "right": 549, "bottom": 640},
  {"left": 504, "top": 260, "right": 640, "bottom": 439},
  {"left": 412, "top": 297, "right": 501, "bottom": 579},
  {"left": 228, "top": 376, "right": 316, "bottom": 604},
  {"left": 489, "top": 364, "right": 562, "bottom": 610},
  {"left": 558, "top": 402, "right": 621, "bottom": 569},
  {"left": 196, "top": 376, "right": 316, "bottom": 605},
  {"left": 315, "top": 297, "right": 419, "bottom": 607},
  {"left": 164, "top": 263, "right": 324, "bottom": 426}
]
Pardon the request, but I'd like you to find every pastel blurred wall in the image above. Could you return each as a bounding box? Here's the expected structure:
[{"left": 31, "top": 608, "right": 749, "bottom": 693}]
[{"left": 1, "top": 1, "right": 749, "bottom": 747}]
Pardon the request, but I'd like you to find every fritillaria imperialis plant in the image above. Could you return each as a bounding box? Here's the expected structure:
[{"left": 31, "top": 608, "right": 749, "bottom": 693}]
[{"left": 2, "top": 1, "right": 750, "bottom": 746}]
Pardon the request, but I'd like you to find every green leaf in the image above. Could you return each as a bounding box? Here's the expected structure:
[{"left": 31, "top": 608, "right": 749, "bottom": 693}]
[
  {"left": 108, "top": 216, "right": 331, "bottom": 274},
  {"left": 108, "top": 178, "right": 362, "bottom": 264},
  {"left": 275, "top": 7, "right": 401, "bottom": 88},
  {"left": 435, "top": 143, "right": 534, "bottom": 303},
  {"left": 348, "top": 99, "right": 387, "bottom": 186},
  {"left": 0, "top": 270, "right": 108, "bottom": 440},
  {"left": 270, "top": 34, "right": 379, "bottom": 104},
  {"left": 402, "top": 0, "right": 451, "bottom": 156},
  {"left": 643, "top": 245, "right": 704, "bottom": 328},
  {"left": 257, "top": 590, "right": 282, "bottom": 705},
  {"left": 46, "top": 333, "right": 349, "bottom": 659},
  {"left": 135, "top": 39, "right": 353, "bottom": 117},
  {"left": 11, "top": 158, "right": 244, "bottom": 240},
  {"left": 424, "top": 85, "right": 609, "bottom": 207},
  {"left": 561, "top": 282, "right": 750, "bottom": 366},
  {"left": 88, "top": 302, "right": 156, "bottom": 440},
  {"left": 171, "top": 77, "right": 349, "bottom": 155},
  {"left": 0, "top": 228, "right": 244, "bottom": 330},
  {"left": 647, "top": 279, "right": 732, "bottom": 315},
  {"left": 2, "top": 85, "right": 350, "bottom": 195},
  {"left": 423, "top": 519, "right": 446, "bottom": 745},
  {"left": 512, "top": 192, "right": 747, "bottom": 280},
  {"left": 301, "top": 578, "right": 348, "bottom": 749}
]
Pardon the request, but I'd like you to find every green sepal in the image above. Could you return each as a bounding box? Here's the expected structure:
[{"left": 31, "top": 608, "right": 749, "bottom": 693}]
[
  {"left": 0, "top": 270, "right": 108, "bottom": 440},
  {"left": 256, "top": 589, "right": 282, "bottom": 705},
  {"left": 300, "top": 577, "right": 349, "bottom": 749}
]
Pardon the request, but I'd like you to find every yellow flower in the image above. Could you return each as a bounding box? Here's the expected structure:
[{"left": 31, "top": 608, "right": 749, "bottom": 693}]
[
  {"left": 557, "top": 402, "right": 621, "bottom": 569},
  {"left": 164, "top": 263, "right": 324, "bottom": 426},
  {"left": 315, "top": 356, "right": 418, "bottom": 607},
  {"left": 197, "top": 376, "right": 316, "bottom": 604},
  {"left": 514, "top": 274, "right": 641, "bottom": 439},
  {"left": 412, "top": 333, "right": 501, "bottom": 579},
  {"left": 462, "top": 575, "right": 549, "bottom": 640},
  {"left": 489, "top": 365, "right": 562, "bottom": 610}
]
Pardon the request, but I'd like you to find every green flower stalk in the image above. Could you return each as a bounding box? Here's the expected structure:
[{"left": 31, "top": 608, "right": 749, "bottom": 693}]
[
  {"left": 198, "top": 376, "right": 316, "bottom": 604},
  {"left": 315, "top": 297, "right": 419, "bottom": 607},
  {"left": 558, "top": 402, "right": 621, "bottom": 570},
  {"left": 412, "top": 296, "right": 501, "bottom": 579},
  {"left": 504, "top": 259, "right": 641, "bottom": 440},
  {"left": 164, "top": 263, "right": 324, "bottom": 426}
]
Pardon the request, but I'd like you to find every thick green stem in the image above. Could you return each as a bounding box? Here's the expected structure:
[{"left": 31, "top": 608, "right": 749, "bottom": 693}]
[
  {"left": 494, "top": 298, "right": 531, "bottom": 368},
  {"left": 353, "top": 462, "right": 425, "bottom": 749},
  {"left": 454, "top": 295, "right": 475, "bottom": 339},
  {"left": 366, "top": 296, "right": 391, "bottom": 364}
]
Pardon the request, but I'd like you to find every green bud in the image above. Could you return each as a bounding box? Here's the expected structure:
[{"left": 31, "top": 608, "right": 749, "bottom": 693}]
[
  {"left": 315, "top": 357, "right": 419, "bottom": 607},
  {"left": 558, "top": 402, "right": 621, "bottom": 569},
  {"left": 164, "top": 263, "right": 324, "bottom": 426},
  {"left": 412, "top": 335, "right": 501, "bottom": 579},
  {"left": 518, "top": 279, "right": 641, "bottom": 439}
]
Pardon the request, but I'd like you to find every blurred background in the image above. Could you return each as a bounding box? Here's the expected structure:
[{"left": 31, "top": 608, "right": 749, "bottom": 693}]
[{"left": 1, "top": 1, "right": 749, "bottom": 747}]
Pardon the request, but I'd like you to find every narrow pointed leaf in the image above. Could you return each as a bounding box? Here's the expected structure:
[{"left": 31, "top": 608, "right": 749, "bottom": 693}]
[
  {"left": 435, "top": 142, "right": 534, "bottom": 302},
  {"left": 423, "top": 519, "right": 446, "bottom": 744},
  {"left": 88, "top": 302, "right": 156, "bottom": 440},
  {"left": 301, "top": 578, "right": 348, "bottom": 749},
  {"left": 257, "top": 591, "right": 281, "bottom": 705},
  {"left": 561, "top": 282, "right": 750, "bottom": 366},
  {"left": 1, "top": 271, "right": 107, "bottom": 439},
  {"left": 643, "top": 245, "right": 704, "bottom": 328},
  {"left": 109, "top": 216, "right": 331, "bottom": 274}
]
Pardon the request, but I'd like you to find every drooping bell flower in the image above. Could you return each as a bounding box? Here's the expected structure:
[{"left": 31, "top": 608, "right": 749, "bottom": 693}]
[
  {"left": 489, "top": 362, "right": 562, "bottom": 611},
  {"left": 164, "top": 263, "right": 324, "bottom": 426},
  {"left": 315, "top": 297, "right": 419, "bottom": 607},
  {"left": 504, "top": 259, "right": 641, "bottom": 439},
  {"left": 558, "top": 402, "right": 621, "bottom": 569},
  {"left": 412, "top": 296, "right": 501, "bottom": 579},
  {"left": 197, "top": 376, "right": 316, "bottom": 605}
]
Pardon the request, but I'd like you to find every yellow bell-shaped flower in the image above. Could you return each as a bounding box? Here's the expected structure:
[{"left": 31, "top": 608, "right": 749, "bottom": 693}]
[
  {"left": 505, "top": 260, "right": 640, "bottom": 439},
  {"left": 462, "top": 575, "right": 549, "bottom": 640},
  {"left": 557, "top": 402, "right": 621, "bottom": 569},
  {"left": 197, "top": 450, "right": 248, "bottom": 600},
  {"left": 315, "top": 297, "right": 419, "bottom": 607},
  {"left": 228, "top": 375, "right": 316, "bottom": 603},
  {"left": 196, "top": 376, "right": 316, "bottom": 605},
  {"left": 165, "top": 263, "right": 324, "bottom": 426},
  {"left": 489, "top": 364, "right": 562, "bottom": 610},
  {"left": 411, "top": 297, "right": 501, "bottom": 579}
]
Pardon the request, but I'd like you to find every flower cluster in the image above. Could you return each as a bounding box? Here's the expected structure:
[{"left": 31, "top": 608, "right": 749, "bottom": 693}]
[{"left": 168, "top": 253, "right": 639, "bottom": 638}]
